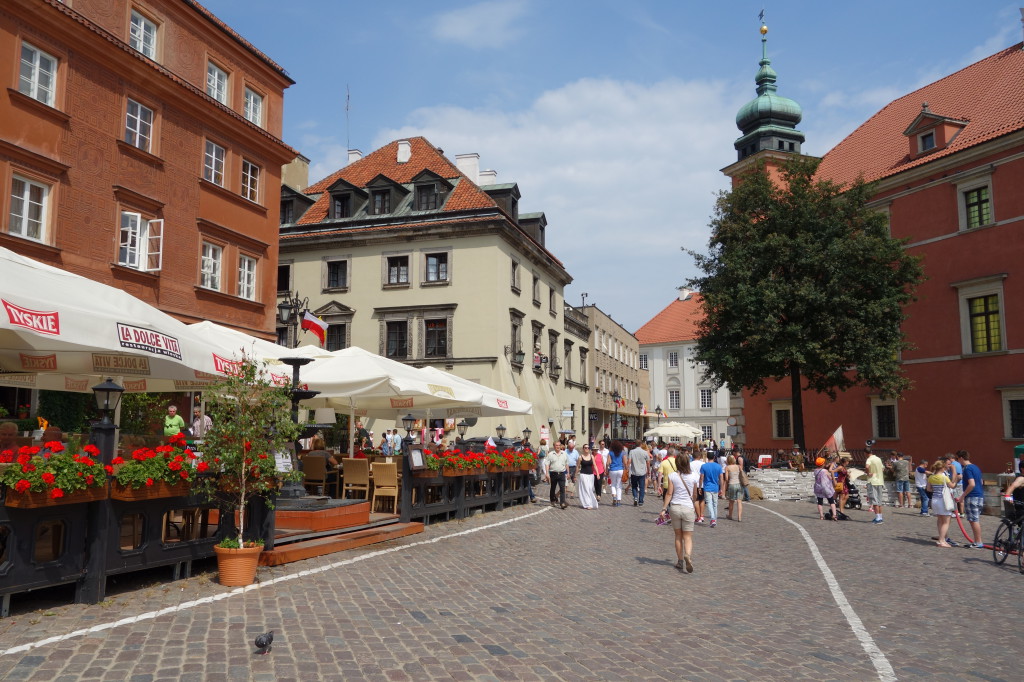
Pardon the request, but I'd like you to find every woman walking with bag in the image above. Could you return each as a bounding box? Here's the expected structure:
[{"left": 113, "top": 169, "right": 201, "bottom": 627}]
[
  {"left": 814, "top": 456, "right": 838, "bottom": 521},
  {"left": 588, "top": 444, "right": 604, "bottom": 499},
  {"left": 606, "top": 440, "right": 627, "bottom": 507},
  {"left": 660, "top": 452, "right": 700, "bottom": 573}
]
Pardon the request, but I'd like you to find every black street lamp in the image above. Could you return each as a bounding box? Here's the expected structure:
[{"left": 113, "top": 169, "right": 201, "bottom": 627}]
[
  {"left": 495, "top": 424, "right": 507, "bottom": 441},
  {"left": 522, "top": 427, "right": 532, "bottom": 443},
  {"left": 655, "top": 405, "right": 663, "bottom": 425},
  {"left": 80, "top": 377, "right": 124, "bottom": 603},
  {"left": 456, "top": 420, "right": 469, "bottom": 442},
  {"left": 635, "top": 398, "right": 643, "bottom": 440},
  {"left": 277, "top": 290, "right": 309, "bottom": 348},
  {"left": 277, "top": 356, "right": 320, "bottom": 505},
  {"left": 611, "top": 390, "right": 621, "bottom": 441}
]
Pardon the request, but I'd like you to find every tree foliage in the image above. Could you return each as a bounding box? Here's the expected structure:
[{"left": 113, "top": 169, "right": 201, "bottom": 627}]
[{"left": 686, "top": 156, "right": 924, "bottom": 448}]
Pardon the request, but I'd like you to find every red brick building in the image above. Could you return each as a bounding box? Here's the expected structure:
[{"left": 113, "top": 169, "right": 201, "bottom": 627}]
[
  {"left": 1, "top": 0, "right": 293, "bottom": 341},
  {"left": 726, "top": 37, "right": 1024, "bottom": 472}
]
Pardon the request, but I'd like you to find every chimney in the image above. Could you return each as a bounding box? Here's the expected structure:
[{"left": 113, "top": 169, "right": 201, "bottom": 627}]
[
  {"left": 347, "top": 149, "right": 362, "bottom": 165},
  {"left": 478, "top": 169, "right": 498, "bottom": 185},
  {"left": 455, "top": 153, "right": 480, "bottom": 183},
  {"left": 396, "top": 139, "right": 411, "bottom": 163},
  {"left": 677, "top": 287, "right": 692, "bottom": 301}
]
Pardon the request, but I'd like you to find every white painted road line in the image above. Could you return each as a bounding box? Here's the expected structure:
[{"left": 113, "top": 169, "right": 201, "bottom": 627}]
[
  {"left": 0, "top": 506, "right": 552, "bottom": 658},
  {"left": 750, "top": 503, "right": 897, "bottom": 682}
]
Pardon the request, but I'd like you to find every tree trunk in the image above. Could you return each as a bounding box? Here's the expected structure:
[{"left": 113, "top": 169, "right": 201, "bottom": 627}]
[{"left": 790, "top": 362, "right": 805, "bottom": 455}]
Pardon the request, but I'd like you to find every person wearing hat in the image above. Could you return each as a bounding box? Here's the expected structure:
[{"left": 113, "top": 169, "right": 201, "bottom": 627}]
[{"left": 813, "top": 456, "right": 838, "bottom": 521}]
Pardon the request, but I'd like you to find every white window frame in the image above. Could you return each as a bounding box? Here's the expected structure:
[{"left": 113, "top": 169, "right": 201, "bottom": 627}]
[
  {"left": 129, "top": 10, "right": 158, "bottom": 59},
  {"left": 322, "top": 257, "right": 350, "bottom": 291},
  {"left": 955, "top": 173, "right": 994, "bottom": 231},
  {"left": 771, "top": 400, "right": 793, "bottom": 440},
  {"left": 124, "top": 98, "right": 153, "bottom": 152},
  {"left": 237, "top": 254, "right": 256, "bottom": 300},
  {"left": 118, "top": 211, "right": 163, "bottom": 271},
  {"left": 639, "top": 354, "right": 648, "bottom": 371},
  {"left": 953, "top": 274, "right": 1006, "bottom": 356},
  {"left": 200, "top": 241, "right": 223, "bottom": 291},
  {"left": 699, "top": 388, "right": 713, "bottom": 409},
  {"left": 19, "top": 42, "right": 57, "bottom": 106},
  {"left": 668, "top": 351, "right": 679, "bottom": 368},
  {"left": 243, "top": 87, "right": 264, "bottom": 127},
  {"left": 998, "top": 387, "right": 1024, "bottom": 440},
  {"left": 510, "top": 258, "right": 521, "bottom": 292},
  {"left": 384, "top": 254, "right": 410, "bottom": 286},
  {"left": 701, "top": 425, "right": 714, "bottom": 441},
  {"left": 917, "top": 130, "right": 935, "bottom": 153},
  {"left": 424, "top": 251, "right": 450, "bottom": 283},
  {"left": 8, "top": 174, "right": 50, "bottom": 242},
  {"left": 241, "top": 159, "right": 260, "bottom": 202},
  {"left": 668, "top": 389, "right": 680, "bottom": 411},
  {"left": 206, "top": 61, "right": 228, "bottom": 104},
  {"left": 204, "top": 141, "right": 225, "bottom": 186},
  {"left": 870, "top": 397, "right": 899, "bottom": 440}
]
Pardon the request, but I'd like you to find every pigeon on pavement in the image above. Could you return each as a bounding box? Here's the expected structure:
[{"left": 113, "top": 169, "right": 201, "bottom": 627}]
[{"left": 254, "top": 631, "right": 274, "bottom": 655}]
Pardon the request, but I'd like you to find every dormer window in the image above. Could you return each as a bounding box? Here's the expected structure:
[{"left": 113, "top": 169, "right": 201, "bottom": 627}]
[
  {"left": 919, "top": 131, "right": 935, "bottom": 152},
  {"left": 331, "top": 194, "right": 351, "bottom": 219},
  {"left": 416, "top": 184, "right": 439, "bottom": 210},
  {"left": 371, "top": 189, "right": 391, "bottom": 215}
]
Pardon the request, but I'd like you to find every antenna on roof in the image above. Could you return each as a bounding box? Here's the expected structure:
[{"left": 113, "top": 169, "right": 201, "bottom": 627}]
[
  {"left": 345, "top": 84, "right": 351, "bottom": 152},
  {"left": 1020, "top": 8, "right": 1024, "bottom": 48}
]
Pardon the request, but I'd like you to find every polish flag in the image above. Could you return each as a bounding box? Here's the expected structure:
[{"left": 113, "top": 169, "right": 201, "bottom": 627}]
[
  {"left": 822, "top": 426, "right": 845, "bottom": 456},
  {"left": 301, "top": 312, "right": 328, "bottom": 346}
]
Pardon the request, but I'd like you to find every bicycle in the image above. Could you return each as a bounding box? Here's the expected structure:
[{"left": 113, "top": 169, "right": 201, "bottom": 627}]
[{"left": 991, "top": 499, "right": 1024, "bottom": 571}]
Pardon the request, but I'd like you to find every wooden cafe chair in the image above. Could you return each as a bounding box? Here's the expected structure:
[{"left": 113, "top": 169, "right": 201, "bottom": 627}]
[
  {"left": 302, "top": 456, "right": 340, "bottom": 498},
  {"left": 342, "top": 458, "right": 370, "bottom": 500},
  {"left": 370, "top": 462, "right": 398, "bottom": 514}
]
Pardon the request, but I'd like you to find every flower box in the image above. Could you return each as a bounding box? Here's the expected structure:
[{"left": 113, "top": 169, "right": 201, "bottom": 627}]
[
  {"left": 110, "top": 480, "right": 191, "bottom": 501},
  {"left": 414, "top": 469, "right": 442, "bottom": 479},
  {"left": 5, "top": 486, "right": 107, "bottom": 509},
  {"left": 486, "top": 464, "right": 512, "bottom": 473},
  {"left": 442, "top": 466, "right": 484, "bottom": 477}
]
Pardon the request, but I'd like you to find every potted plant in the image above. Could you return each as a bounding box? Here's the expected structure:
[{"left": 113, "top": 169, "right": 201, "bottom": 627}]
[
  {"left": 191, "top": 354, "right": 301, "bottom": 586},
  {"left": 0, "top": 441, "right": 107, "bottom": 507},
  {"left": 16, "top": 404, "right": 30, "bottom": 419},
  {"left": 108, "top": 432, "right": 197, "bottom": 500}
]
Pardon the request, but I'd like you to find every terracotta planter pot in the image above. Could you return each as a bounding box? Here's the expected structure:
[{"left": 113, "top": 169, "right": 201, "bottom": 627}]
[
  {"left": 487, "top": 464, "right": 512, "bottom": 473},
  {"left": 413, "top": 469, "right": 441, "bottom": 478},
  {"left": 5, "top": 485, "right": 107, "bottom": 508},
  {"left": 213, "top": 544, "right": 262, "bottom": 586},
  {"left": 518, "top": 462, "right": 534, "bottom": 471},
  {"left": 442, "top": 466, "right": 461, "bottom": 477},
  {"left": 110, "top": 480, "right": 191, "bottom": 501}
]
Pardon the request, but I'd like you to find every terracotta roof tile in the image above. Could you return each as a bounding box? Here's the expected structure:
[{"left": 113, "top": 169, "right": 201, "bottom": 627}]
[
  {"left": 818, "top": 43, "right": 1024, "bottom": 186},
  {"left": 281, "top": 216, "right": 495, "bottom": 240},
  {"left": 298, "top": 137, "right": 500, "bottom": 225},
  {"left": 635, "top": 294, "right": 704, "bottom": 344}
]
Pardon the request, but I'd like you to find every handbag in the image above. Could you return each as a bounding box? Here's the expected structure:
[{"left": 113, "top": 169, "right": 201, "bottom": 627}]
[
  {"left": 739, "top": 468, "right": 749, "bottom": 487},
  {"left": 621, "top": 469, "right": 629, "bottom": 484},
  {"left": 941, "top": 484, "right": 955, "bottom": 511}
]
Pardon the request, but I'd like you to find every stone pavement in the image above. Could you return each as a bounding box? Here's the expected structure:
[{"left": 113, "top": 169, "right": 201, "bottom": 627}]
[{"left": 0, "top": 489, "right": 1018, "bottom": 681}]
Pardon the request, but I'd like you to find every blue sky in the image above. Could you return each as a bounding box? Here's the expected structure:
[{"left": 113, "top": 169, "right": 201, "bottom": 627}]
[{"left": 201, "top": 0, "right": 1022, "bottom": 333}]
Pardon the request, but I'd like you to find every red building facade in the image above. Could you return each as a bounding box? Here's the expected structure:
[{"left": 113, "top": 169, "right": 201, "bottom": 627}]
[
  {"left": 0, "top": 0, "right": 294, "bottom": 340},
  {"left": 727, "top": 40, "right": 1024, "bottom": 473}
]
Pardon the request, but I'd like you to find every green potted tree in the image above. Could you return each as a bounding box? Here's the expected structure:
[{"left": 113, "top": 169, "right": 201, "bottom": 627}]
[{"left": 192, "top": 355, "right": 302, "bottom": 586}]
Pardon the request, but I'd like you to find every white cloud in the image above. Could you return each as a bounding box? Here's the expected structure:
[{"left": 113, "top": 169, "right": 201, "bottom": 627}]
[
  {"left": 373, "top": 77, "right": 746, "bottom": 331},
  {"left": 431, "top": 0, "right": 530, "bottom": 49}
]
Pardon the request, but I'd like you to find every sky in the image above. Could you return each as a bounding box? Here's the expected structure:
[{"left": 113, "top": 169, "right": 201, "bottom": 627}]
[{"left": 200, "top": 0, "right": 1023, "bottom": 333}]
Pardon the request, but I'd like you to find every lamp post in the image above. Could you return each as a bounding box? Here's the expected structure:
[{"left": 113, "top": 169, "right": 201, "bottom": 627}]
[
  {"left": 277, "top": 290, "right": 309, "bottom": 348},
  {"left": 456, "top": 420, "right": 469, "bottom": 443},
  {"left": 522, "top": 427, "right": 532, "bottom": 443},
  {"left": 276, "top": 356, "right": 320, "bottom": 509},
  {"left": 79, "top": 377, "right": 124, "bottom": 604},
  {"left": 611, "top": 390, "right": 620, "bottom": 441},
  {"left": 399, "top": 413, "right": 416, "bottom": 522},
  {"left": 655, "top": 405, "right": 663, "bottom": 425},
  {"left": 635, "top": 398, "right": 643, "bottom": 440}
]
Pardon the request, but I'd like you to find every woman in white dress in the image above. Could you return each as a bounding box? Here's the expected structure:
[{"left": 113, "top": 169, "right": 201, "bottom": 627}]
[{"left": 577, "top": 446, "right": 598, "bottom": 509}]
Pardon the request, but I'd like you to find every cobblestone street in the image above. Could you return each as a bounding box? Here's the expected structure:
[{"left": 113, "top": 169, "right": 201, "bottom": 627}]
[{"left": 0, "top": 491, "right": 1017, "bottom": 681}]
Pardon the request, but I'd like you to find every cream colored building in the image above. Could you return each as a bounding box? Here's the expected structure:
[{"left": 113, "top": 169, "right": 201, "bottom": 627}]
[
  {"left": 277, "top": 138, "right": 588, "bottom": 441},
  {"left": 578, "top": 305, "right": 648, "bottom": 443}
]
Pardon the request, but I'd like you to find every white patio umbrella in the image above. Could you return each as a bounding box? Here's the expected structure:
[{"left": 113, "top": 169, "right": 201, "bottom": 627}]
[
  {"left": 0, "top": 246, "right": 244, "bottom": 393},
  {"left": 644, "top": 421, "right": 702, "bottom": 440},
  {"left": 415, "top": 366, "right": 533, "bottom": 419},
  {"left": 187, "top": 320, "right": 333, "bottom": 363},
  {"left": 297, "top": 347, "right": 491, "bottom": 454}
]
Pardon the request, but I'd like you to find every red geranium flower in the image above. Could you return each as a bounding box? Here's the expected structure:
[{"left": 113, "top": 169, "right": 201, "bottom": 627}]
[
  {"left": 14, "top": 479, "right": 30, "bottom": 493},
  {"left": 44, "top": 441, "right": 64, "bottom": 453},
  {"left": 145, "top": 478, "right": 154, "bottom": 486},
  {"left": 50, "top": 488, "right": 64, "bottom": 499}
]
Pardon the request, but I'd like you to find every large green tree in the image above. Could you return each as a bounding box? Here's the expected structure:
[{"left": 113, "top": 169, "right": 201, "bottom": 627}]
[{"left": 686, "top": 156, "right": 924, "bottom": 451}]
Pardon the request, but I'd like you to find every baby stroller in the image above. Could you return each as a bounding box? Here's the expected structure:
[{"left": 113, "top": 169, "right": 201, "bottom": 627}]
[{"left": 844, "top": 481, "right": 863, "bottom": 510}]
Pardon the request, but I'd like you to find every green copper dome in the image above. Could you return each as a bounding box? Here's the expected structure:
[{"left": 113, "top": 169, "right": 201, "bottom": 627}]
[{"left": 735, "top": 33, "right": 802, "bottom": 132}]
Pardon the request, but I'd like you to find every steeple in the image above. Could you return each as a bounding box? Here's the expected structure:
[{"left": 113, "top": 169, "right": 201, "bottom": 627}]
[{"left": 733, "top": 22, "right": 805, "bottom": 161}]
